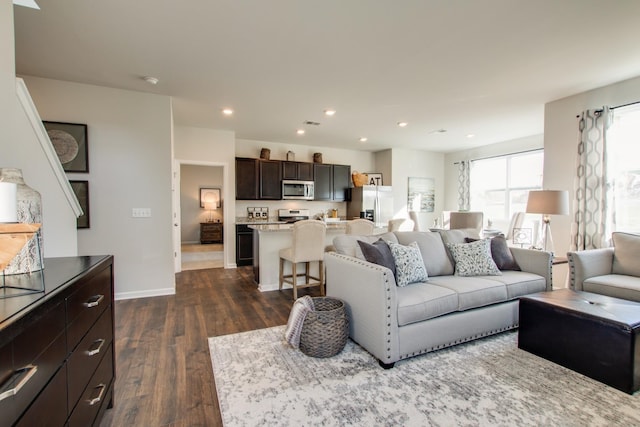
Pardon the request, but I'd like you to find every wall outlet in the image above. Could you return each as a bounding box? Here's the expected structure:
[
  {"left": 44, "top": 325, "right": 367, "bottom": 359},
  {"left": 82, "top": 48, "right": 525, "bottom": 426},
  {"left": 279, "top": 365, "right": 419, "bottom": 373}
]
[{"left": 132, "top": 208, "right": 151, "bottom": 218}]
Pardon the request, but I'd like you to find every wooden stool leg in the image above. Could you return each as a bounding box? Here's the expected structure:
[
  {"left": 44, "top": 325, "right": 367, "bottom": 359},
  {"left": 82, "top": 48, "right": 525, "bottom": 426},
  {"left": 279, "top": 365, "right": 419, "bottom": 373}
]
[
  {"left": 305, "top": 261, "right": 310, "bottom": 283},
  {"left": 279, "top": 257, "right": 284, "bottom": 291},
  {"left": 292, "top": 262, "right": 297, "bottom": 300}
]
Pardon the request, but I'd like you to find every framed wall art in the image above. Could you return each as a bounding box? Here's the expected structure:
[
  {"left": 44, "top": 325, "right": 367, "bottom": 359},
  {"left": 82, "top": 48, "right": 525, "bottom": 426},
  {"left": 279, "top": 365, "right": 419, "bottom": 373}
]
[
  {"left": 408, "top": 177, "right": 435, "bottom": 212},
  {"left": 70, "top": 180, "right": 90, "bottom": 229},
  {"left": 513, "top": 228, "right": 532, "bottom": 247},
  {"left": 200, "top": 188, "right": 221, "bottom": 208},
  {"left": 43, "top": 121, "right": 89, "bottom": 173},
  {"left": 365, "top": 173, "right": 383, "bottom": 186}
]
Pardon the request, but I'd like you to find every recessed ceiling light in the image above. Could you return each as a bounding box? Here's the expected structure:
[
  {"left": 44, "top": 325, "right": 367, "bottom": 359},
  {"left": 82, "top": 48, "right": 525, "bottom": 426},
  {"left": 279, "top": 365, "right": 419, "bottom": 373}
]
[
  {"left": 142, "top": 76, "right": 159, "bottom": 85},
  {"left": 324, "top": 109, "right": 336, "bottom": 117},
  {"left": 359, "top": 137, "right": 368, "bottom": 143},
  {"left": 296, "top": 129, "right": 305, "bottom": 135},
  {"left": 222, "top": 108, "right": 234, "bottom": 116},
  {"left": 397, "top": 121, "right": 408, "bottom": 127},
  {"left": 466, "top": 134, "right": 475, "bottom": 138}
]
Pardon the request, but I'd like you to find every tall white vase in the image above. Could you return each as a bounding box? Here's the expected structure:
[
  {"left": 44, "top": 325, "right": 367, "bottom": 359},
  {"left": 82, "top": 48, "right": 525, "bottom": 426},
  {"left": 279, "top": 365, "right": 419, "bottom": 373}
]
[{"left": 0, "top": 168, "right": 44, "bottom": 274}]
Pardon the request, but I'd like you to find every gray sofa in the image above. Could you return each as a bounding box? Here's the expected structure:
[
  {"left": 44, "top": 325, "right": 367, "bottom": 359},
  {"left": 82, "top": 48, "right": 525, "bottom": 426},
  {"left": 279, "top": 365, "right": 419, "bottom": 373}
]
[
  {"left": 567, "top": 231, "right": 640, "bottom": 302},
  {"left": 325, "top": 229, "right": 553, "bottom": 367}
]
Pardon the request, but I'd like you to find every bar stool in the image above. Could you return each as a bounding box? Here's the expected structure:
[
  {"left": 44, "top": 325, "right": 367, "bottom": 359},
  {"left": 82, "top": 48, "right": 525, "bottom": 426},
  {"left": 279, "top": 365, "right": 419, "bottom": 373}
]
[
  {"left": 388, "top": 218, "right": 415, "bottom": 232},
  {"left": 279, "top": 220, "right": 327, "bottom": 300},
  {"left": 346, "top": 219, "right": 375, "bottom": 235}
]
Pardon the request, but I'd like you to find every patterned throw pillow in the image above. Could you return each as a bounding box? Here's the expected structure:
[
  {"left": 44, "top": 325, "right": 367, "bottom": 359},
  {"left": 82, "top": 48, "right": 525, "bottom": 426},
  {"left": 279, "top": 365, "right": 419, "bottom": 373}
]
[
  {"left": 387, "top": 241, "right": 428, "bottom": 287},
  {"left": 465, "top": 236, "right": 520, "bottom": 271},
  {"left": 447, "top": 239, "right": 502, "bottom": 277}
]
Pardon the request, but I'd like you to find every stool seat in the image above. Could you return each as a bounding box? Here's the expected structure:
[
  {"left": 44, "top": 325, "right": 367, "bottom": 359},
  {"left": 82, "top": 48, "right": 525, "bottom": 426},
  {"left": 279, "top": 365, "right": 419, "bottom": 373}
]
[{"left": 279, "top": 220, "right": 326, "bottom": 299}]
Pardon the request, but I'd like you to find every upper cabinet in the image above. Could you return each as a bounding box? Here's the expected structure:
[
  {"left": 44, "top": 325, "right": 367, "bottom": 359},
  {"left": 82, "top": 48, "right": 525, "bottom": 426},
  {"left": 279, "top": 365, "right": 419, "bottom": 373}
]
[
  {"left": 314, "top": 163, "right": 351, "bottom": 201},
  {"left": 282, "top": 161, "right": 314, "bottom": 181},
  {"left": 236, "top": 157, "right": 349, "bottom": 201},
  {"left": 258, "top": 160, "right": 282, "bottom": 199},
  {"left": 236, "top": 158, "right": 258, "bottom": 200}
]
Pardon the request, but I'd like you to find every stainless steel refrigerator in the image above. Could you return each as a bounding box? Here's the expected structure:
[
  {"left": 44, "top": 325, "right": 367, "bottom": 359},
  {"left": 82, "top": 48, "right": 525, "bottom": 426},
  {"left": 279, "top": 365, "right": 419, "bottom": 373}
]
[{"left": 347, "top": 185, "right": 394, "bottom": 228}]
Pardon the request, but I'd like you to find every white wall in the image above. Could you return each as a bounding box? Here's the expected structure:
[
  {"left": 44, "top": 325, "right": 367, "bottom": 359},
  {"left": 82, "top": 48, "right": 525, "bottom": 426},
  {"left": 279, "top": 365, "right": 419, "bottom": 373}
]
[
  {"left": 388, "top": 148, "right": 445, "bottom": 231},
  {"left": 180, "top": 165, "right": 224, "bottom": 242},
  {"left": 1, "top": 3, "right": 78, "bottom": 259},
  {"left": 22, "top": 76, "right": 176, "bottom": 300}
]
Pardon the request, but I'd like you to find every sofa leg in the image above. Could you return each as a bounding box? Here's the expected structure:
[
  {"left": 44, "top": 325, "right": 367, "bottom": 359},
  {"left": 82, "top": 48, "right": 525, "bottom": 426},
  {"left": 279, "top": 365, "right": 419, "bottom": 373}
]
[{"left": 378, "top": 360, "right": 395, "bottom": 369}]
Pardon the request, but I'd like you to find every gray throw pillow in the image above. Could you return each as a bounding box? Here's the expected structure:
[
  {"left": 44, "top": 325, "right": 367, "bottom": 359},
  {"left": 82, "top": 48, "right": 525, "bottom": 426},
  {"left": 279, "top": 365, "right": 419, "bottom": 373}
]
[
  {"left": 357, "top": 239, "right": 396, "bottom": 277},
  {"left": 465, "top": 236, "right": 520, "bottom": 271},
  {"left": 387, "top": 241, "right": 429, "bottom": 287},
  {"left": 447, "top": 239, "right": 502, "bottom": 277}
]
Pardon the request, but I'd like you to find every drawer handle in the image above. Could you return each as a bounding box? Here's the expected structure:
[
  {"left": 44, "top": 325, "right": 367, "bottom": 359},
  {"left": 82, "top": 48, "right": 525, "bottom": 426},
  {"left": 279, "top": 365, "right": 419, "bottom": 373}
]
[
  {"left": 85, "top": 338, "right": 106, "bottom": 357},
  {"left": 84, "top": 294, "right": 105, "bottom": 308},
  {"left": 86, "top": 383, "right": 106, "bottom": 406},
  {"left": 0, "top": 365, "right": 38, "bottom": 402}
]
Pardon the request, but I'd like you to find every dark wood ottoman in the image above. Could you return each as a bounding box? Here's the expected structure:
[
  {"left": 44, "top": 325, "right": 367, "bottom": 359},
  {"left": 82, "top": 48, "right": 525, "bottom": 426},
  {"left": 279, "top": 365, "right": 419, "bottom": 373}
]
[{"left": 518, "top": 289, "right": 640, "bottom": 394}]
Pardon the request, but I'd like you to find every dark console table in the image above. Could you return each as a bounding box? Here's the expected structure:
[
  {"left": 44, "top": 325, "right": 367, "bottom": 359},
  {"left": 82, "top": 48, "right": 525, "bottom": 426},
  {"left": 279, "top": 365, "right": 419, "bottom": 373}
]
[{"left": 0, "top": 255, "right": 115, "bottom": 426}]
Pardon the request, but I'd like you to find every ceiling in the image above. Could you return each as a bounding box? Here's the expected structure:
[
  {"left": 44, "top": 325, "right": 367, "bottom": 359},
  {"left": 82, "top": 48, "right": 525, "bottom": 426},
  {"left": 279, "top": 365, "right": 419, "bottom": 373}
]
[{"left": 13, "top": 0, "right": 640, "bottom": 153}]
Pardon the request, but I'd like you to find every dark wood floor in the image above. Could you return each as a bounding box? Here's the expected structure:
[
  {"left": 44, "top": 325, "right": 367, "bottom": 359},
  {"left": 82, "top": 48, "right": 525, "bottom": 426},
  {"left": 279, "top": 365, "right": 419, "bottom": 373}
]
[{"left": 99, "top": 266, "right": 322, "bottom": 427}]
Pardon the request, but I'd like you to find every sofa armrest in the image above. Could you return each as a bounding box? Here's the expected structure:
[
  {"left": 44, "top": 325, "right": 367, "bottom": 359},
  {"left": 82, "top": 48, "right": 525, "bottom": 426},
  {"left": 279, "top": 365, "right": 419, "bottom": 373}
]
[
  {"left": 509, "top": 247, "right": 553, "bottom": 291},
  {"left": 324, "top": 252, "right": 400, "bottom": 365},
  {"left": 567, "top": 248, "right": 614, "bottom": 290}
]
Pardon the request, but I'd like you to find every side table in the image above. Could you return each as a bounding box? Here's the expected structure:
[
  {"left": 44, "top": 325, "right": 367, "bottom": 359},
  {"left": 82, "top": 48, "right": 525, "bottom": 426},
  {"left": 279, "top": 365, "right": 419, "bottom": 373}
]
[{"left": 200, "top": 222, "right": 223, "bottom": 244}]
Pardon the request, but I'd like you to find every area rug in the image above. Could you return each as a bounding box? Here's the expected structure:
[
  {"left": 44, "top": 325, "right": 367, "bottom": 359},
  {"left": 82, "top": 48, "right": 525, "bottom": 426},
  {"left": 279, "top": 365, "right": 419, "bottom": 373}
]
[{"left": 208, "top": 326, "right": 640, "bottom": 426}]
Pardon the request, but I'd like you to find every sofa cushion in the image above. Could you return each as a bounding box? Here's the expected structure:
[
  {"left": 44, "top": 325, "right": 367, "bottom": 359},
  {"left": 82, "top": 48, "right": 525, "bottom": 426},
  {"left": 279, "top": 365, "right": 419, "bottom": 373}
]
[
  {"left": 465, "top": 236, "right": 520, "bottom": 271},
  {"left": 583, "top": 274, "right": 640, "bottom": 302},
  {"left": 396, "top": 283, "right": 458, "bottom": 326},
  {"left": 447, "top": 239, "right": 502, "bottom": 277},
  {"left": 388, "top": 241, "right": 429, "bottom": 287},
  {"left": 333, "top": 232, "right": 398, "bottom": 259},
  {"left": 612, "top": 232, "right": 640, "bottom": 277},
  {"left": 427, "top": 276, "right": 508, "bottom": 311},
  {"left": 394, "top": 231, "right": 454, "bottom": 276},
  {"left": 485, "top": 271, "right": 546, "bottom": 299},
  {"left": 357, "top": 239, "right": 396, "bottom": 277}
]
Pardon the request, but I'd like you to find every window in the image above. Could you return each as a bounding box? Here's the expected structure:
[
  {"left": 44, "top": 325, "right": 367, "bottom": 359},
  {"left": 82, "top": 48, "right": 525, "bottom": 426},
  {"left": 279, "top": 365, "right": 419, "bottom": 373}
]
[
  {"left": 607, "top": 103, "right": 640, "bottom": 233},
  {"left": 470, "top": 150, "right": 544, "bottom": 225}
]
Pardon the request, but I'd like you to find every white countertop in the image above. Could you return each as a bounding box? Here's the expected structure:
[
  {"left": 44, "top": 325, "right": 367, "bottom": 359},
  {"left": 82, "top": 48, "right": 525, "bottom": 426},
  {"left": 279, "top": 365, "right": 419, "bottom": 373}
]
[{"left": 248, "top": 223, "right": 347, "bottom": 232}]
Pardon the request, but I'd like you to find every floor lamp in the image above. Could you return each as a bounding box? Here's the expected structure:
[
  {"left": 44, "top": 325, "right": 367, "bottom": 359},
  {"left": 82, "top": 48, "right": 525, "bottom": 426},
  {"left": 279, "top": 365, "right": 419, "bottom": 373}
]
[{"left": 525, "top": 190, "right": 569, "bottom": 254}]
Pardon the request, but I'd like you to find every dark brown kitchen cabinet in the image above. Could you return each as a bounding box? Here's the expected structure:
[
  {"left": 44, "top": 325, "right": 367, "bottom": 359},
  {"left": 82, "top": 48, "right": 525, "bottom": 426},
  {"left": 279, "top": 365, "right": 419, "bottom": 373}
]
[
  {"left": 236, "top": 157, "right": 258, "bottom": 200},
  {"left": 259, "top": 160, "right": 282, "bottom": 199},
  {"left": 0, "top": 255, "right": 115, "bottom": 427},
  {"left": 332, "top": 164, "right": 351, "bottom": 201},
  {"left": 282, "top": 161, "right": 314, "bottom": 181},
  {"left": 236, "top": 224, "right": 254, "bottom": 266},
  {"left": 314, "top": 163, "right": 351, "bottom": 201},
  {"left": 313, "top": 163, "right": 333, "bottom": 201}
]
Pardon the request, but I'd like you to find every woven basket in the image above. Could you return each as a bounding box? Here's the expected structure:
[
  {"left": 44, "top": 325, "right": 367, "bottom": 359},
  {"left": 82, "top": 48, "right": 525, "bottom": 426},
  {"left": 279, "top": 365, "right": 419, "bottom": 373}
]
[
  {"left": 351, "top": 171, "right": 368, "bottom": 187},
  {"left": 299, "top": 297, "right": 349, "bottom": 358}
]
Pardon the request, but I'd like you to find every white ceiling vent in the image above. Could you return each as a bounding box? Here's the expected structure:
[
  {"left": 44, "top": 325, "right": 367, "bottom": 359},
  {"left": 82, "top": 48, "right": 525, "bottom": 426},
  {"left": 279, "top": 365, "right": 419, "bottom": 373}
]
[{"left": 303, "top": 121, "right": 321, "bottom": 126}]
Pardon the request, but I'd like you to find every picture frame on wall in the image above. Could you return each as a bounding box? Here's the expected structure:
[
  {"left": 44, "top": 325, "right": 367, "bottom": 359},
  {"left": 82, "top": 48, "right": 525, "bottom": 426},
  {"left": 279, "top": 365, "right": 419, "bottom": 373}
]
[
  {"left": 70, "top": 180, "right": 90, "bottom": 229},
  {"left": 407, "top": 177, "right": 435, "bottom": 212},
  {"left": 200, "top": 188, "right": 221, "bottom": 208},
  {"left": 43, "top": 121, "right": 89, "bottom": 173},
  {"left": 365, "top": 173, "right": 383, "bottom": 186}
]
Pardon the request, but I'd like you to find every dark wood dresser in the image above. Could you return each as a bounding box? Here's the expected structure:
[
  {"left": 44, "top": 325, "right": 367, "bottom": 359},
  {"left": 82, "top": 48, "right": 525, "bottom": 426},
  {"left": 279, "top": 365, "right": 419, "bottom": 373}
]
[
  {"left": 200, "top": 222, "right": 223, "bottom": 244},
  {"left": 0, "top": 255, "right": 114, "bottom": 427}
]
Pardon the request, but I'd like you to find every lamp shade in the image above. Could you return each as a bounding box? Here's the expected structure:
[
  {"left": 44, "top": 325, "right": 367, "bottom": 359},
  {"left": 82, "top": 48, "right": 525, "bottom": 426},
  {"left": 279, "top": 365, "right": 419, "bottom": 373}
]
[
  {"left": 204, "top": 201, "right": 216, "bottom": 210},
  {"left": 526, "top": 190, "right": 569, "bottom": 215}
]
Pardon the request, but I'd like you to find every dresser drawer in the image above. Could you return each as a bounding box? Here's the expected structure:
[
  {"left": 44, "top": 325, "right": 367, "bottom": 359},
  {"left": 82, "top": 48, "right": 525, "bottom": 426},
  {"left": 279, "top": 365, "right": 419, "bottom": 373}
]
[
  {"left": 67, "top": 307, "right": 113, "bottom": 411},
  {"left": 0, "top": 343, "right": 16, "bottom": 424},
  {"left": 15, "top": 364, "right": 67, "bottom": 427},
  {"left": 67, "top": 266, "right": 112, "bottom": 351},
  {"left": 68, "top": 343, "right": 113, "bottom": 427},
  {"left": 12, "top": 303, "right": 67, "bottom": 421}
]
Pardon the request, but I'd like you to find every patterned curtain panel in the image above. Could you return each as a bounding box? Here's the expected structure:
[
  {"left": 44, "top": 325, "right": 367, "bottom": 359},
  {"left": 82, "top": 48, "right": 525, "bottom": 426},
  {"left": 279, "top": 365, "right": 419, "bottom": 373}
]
[
  {"left": 570, "top": 107, "right": 613, "bottom": 250},
  {"left": 457, "top": 160, "right": 470, "bottom": 211}
]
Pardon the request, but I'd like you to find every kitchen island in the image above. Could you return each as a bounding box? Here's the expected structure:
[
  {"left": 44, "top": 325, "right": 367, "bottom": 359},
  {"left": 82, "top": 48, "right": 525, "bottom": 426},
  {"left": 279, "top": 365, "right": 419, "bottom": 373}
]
[{"left": 249, "top": 222, "right": 348, "bottom": 292}]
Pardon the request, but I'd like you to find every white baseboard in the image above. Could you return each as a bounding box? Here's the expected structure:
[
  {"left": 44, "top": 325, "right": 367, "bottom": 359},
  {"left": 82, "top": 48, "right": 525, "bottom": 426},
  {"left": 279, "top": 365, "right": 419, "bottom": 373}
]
[{"left": 115, "top": 287, "right": 175, "bottom": 301}]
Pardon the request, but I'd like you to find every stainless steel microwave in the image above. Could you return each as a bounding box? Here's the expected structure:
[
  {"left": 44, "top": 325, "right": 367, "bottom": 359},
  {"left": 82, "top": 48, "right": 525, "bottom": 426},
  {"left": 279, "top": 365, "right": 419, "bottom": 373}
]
[{"left": 282, "top": 180, "right": 314, "bottom": 200}]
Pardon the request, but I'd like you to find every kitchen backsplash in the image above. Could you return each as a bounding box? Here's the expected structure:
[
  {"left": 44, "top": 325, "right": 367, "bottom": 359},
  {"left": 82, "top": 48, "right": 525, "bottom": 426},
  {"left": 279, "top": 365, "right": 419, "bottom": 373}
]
[{"left": 235, "top": 200, "right": 347, "bottom": 222}]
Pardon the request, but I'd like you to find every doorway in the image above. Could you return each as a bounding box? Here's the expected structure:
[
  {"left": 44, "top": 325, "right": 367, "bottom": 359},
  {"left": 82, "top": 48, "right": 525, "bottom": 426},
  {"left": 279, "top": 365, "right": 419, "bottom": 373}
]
[{"left": 174, "top": 162, "right": 228, "bottom": 272}]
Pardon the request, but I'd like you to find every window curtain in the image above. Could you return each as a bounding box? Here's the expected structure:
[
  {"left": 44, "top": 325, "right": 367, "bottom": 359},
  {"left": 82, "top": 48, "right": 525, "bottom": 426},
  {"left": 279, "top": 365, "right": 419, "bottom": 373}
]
[
  {"left": 457, "top": 160, "right": 470, "bottom": 211},
  {"left": 570, "top": 107, "right": 614, "bottom": 250}
]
